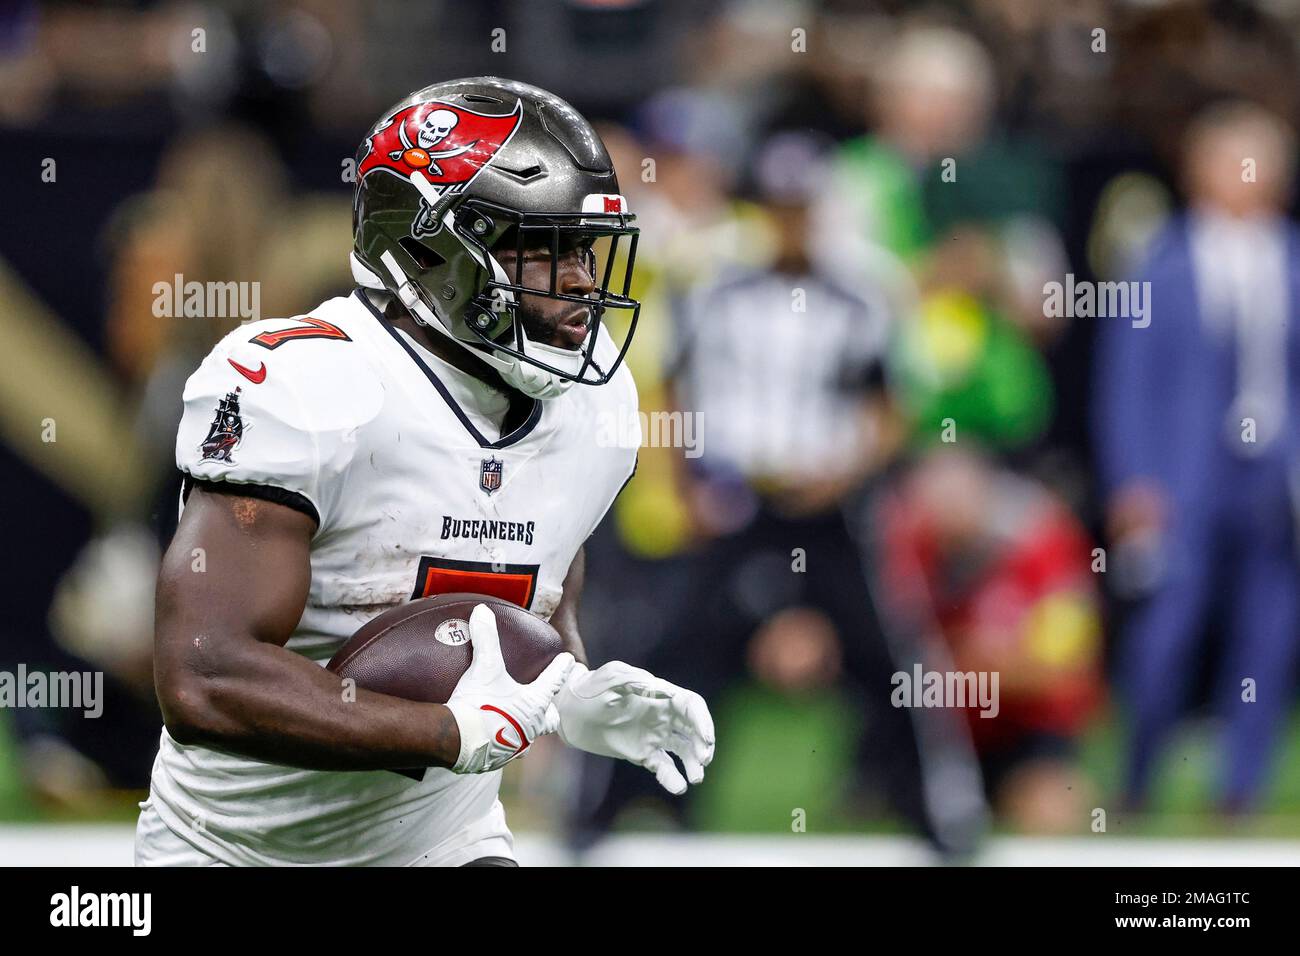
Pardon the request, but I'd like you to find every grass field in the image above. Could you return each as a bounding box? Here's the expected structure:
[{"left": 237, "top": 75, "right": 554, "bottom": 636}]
[{"left": 4, "top": 698, "right": 1300, "bottom": 843}]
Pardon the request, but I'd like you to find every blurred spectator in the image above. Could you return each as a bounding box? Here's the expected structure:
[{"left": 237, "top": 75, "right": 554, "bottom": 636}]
[
  {"left": 673, "top": 133, "right": 898, "bottom": 525},
  {"left": 628, "top": 87, "right": 765, "bottom": 297},
  {"left": 820, "top": 22, "right": 1065, "bottom": 263},
  {"left": 1094, "top": 100, "right": 1300, "bottom": 812},
  {"left": 573, "top": 132, "right": 985, "bottom": 852},
  {"left": 816, "top": 22, "right": 1068, "bottom": 460},
  {"left": 2, "top": 113, "right": 349, "bottom": 810},
  {"left": 106, "top": 124, "right": 351, "bottom": 511},
  {"left": 877, "top": 447, "right": 1103, "bottom": 833},
  {"left": 600, "top": 93, "right": 771, "bottom": 561}
]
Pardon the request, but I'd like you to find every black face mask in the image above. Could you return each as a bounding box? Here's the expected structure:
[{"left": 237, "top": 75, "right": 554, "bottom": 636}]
[{"left": 459, "top": 201, "right": 641, "bottom": 387}]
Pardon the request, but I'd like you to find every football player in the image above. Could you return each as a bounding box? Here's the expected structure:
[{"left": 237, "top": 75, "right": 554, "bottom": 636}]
[{"left": 134, "top": 77, "right": 714, "bottom": 866}]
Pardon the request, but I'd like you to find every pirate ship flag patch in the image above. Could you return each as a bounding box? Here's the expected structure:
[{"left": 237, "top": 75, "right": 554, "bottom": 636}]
[{"left": 200, "top": 388, "right": 245, "bottom": 464}]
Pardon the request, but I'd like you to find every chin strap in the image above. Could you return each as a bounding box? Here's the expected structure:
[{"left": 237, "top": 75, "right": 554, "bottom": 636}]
[
  {"left": 350, "top": 251, "right": 386, "bottom": 290},
  {"left": 379, "top": 249, "right": 435, "bottom": 326}
]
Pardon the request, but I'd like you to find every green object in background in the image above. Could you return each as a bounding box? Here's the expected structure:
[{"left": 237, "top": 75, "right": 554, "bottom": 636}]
[
  {"left": 1078, "top": 710, "right": 1300, "bottom": 836},
  {"left": 693, "top": 682, "right": 863, "bottom": 833},
  {"left": 696, "top": 688, "right": 1300, "bottom": 837},
  {"left": 0, "top": 713, "right": 36, "bottom": 820},
  {"left": 831, "top": 135, "right": 1064, "bottom": 263},
  {"left": 920, "top": 137, "right": 1064, "bottom": 235},
  {"left": 892, "top": 290, "right": 1054, "bottom": 449},
  {"left": 830, "top": 137, "right": 931, "bottom": 261}
]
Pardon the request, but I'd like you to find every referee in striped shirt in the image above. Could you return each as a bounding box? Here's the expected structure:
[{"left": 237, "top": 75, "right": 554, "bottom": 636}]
[{"left": 653, "top": 133, "right": 959, "bottom": 846}]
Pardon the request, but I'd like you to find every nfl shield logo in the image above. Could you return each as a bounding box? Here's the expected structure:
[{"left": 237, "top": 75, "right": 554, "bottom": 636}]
[{"left": 479, "top": 456, "right": 503, "bottom": 495}]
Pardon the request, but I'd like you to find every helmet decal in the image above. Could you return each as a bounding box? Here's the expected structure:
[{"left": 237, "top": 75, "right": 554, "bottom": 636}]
[
  {"left": 357, "top": 99, "right": 524, "bottom": 237},
  {"left": 351, "top": 78, "right": 642, "bottom": 398}
]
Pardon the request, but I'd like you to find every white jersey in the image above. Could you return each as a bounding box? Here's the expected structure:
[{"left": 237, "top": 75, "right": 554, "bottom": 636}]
[{"left": 143, "top": 290, "right": 638, "bottom": 866}]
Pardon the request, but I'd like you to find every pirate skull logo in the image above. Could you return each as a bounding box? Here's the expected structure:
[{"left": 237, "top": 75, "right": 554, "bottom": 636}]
[
  {"left": 418, "top": 109, "right": 459, "bottom": 149},
  {"left": 386, "top": 106, "right": 476, "bottom": 180}
]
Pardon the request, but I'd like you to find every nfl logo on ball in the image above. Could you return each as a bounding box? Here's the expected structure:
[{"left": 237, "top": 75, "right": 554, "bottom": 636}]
[{"left": 479, "top": 456, "right": 503, "bottom": 495}]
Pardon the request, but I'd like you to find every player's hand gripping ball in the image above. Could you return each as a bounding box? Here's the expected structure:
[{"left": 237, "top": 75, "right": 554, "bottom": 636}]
[{"left": 327, "top": 594, "right": 573, "bottom": 773}]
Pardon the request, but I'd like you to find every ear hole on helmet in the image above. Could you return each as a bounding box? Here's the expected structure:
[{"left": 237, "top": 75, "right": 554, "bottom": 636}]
[{"left": 397, "top": 237, "right": 446, "bottom": 272}]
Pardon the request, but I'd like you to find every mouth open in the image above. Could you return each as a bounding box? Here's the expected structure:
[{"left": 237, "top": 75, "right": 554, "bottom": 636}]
[{"left": 552, "top": 307, "right": 592, "bottom": 349}]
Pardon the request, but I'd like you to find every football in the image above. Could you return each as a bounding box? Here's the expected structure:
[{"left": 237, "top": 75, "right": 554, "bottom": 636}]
[{"left": 326, "top": 592, "right": 565, "bottom": 705}]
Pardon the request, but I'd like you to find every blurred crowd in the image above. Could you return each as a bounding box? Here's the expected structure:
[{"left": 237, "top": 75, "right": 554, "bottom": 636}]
[{"left": 3, "top": 0, "right": 1300, "bottom": 848}]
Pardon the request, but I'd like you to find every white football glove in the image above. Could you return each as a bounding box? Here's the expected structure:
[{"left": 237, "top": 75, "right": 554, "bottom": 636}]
[
  {"left": 445, "top": 604, "right": 575, "bottom": 774},
  {"left": 556, "top": 661, "right": 715, "bottom": 795}
]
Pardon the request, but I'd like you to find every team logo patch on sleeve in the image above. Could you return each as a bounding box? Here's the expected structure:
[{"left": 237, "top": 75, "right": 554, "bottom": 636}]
[
  {"left": 479, "top": 456, "right": 503, "bottom": 495},
  {"left": 199, "top": 388, "right": 246, "bottom": 464}
]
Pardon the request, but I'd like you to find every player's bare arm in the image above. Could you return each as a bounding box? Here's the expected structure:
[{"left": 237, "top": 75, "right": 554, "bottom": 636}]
[
  {"left": 154, "top": 486, "right": 463, "bottom": 771},
  {"left": 549, "top": 546, "right": 589, "bottom": 666}
]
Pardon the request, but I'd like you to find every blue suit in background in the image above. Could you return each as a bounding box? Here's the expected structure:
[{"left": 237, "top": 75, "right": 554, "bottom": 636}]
[{"left": 1094, "top": 215, "right": 1300, "bottom": 809}]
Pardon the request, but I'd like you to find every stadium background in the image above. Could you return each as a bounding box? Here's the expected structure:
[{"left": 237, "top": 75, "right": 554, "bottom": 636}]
[{"left": 1, "top": 0, "right": 1299, "bottom": 865}]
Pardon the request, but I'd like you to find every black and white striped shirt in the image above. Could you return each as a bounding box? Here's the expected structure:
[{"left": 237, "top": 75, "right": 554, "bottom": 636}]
[{"left": 672, "top": 266, "right": 889, "bottom": 482}]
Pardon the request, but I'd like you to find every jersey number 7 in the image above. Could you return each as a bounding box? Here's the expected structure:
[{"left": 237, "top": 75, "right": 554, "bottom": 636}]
[
  {"left": 250, "top": 316, "right": 352, "bottom": 350},
  {"left": 411, "top": 556, "right": 540, "bottom": 610}
]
